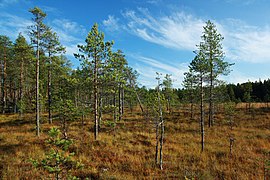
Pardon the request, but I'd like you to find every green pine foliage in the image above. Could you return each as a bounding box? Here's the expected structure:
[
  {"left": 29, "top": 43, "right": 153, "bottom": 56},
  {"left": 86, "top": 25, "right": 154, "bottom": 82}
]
[{"left": 30, "top": 127, "right": 83, "bottom": 179}]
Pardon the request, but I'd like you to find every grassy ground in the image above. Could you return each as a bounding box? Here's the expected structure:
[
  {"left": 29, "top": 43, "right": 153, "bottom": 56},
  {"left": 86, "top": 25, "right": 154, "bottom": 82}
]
[{"left": 0, "top": 104, "right": 270, "bottom": 179}]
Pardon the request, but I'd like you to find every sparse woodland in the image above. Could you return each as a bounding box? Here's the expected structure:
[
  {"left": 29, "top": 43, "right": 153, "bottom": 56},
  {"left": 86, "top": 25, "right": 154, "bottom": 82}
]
[{"left": 0, "top": 7, "right": 270, "bottom": 179}]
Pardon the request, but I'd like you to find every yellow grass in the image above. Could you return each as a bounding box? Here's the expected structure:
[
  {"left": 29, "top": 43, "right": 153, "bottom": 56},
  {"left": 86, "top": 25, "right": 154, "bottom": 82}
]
[{"left": 0, "top": 103, "right": 269, "bottom": 179}]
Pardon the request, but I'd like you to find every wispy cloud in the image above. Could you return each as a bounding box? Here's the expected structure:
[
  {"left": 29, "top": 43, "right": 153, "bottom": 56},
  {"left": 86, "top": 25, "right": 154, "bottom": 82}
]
[
  {"left": 49, "top": 19, "right": 86, "bottom": 58},
  {"left": 122, "top": 8, "right": 204, "bottom": 51},
  {"left": 224, "top": 0, "right": 257, "bottom": 5},
  {"left": 0, "top": 12, "right": 32, "bottom": 39},
  {"left": 50, "top": 19, "right": 86, "bottom": 57},
  {"left": 0, "top": 12, "right": 84, "bottom": 63},
  {"left": 146, "top": 0, "right": 162, "bottom": 5},
  {"left": 118, "top": 8, "right": 270, "bottom": 64},
  {"left": 222, "top": 19, "right": 270, "bottom": 63},
  {"left": 130, "top": 54, "right": 188, "bottom": 88},
  {"left": 52, "top": 19, "right": 86, "bottom": 35},
  {"left": 0, "top": 0, "right": 18, "bottom": 8},
  {"left": 103, "top": 15, "right": 120, "bottom": 32}
]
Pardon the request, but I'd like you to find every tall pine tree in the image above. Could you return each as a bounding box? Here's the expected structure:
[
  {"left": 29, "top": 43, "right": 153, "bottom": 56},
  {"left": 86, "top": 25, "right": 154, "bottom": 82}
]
[
  {"left": 28, "top": 7, "right": 48, "bottom": 136},
  {"left": 75, "top": 23, "right": 113, "bottom": 140},
  {"left": 199, "top": 20, "right": 232, "bottom": 127}
]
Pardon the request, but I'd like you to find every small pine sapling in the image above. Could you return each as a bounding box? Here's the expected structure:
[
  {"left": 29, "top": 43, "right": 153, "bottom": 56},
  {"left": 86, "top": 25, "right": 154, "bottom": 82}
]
[{"left": 30, "top": 127, "right": 83, "bottom": 179}]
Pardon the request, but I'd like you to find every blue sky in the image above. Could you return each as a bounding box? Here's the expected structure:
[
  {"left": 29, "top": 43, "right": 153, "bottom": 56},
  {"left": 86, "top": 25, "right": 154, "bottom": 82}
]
[{"left": 1, "top": 0, "right": 270, "bottom": 88}]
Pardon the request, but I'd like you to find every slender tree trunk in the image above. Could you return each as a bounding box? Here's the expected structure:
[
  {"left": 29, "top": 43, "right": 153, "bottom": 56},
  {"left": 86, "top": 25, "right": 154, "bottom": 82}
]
[
  {"left": 48, "top": 55, "right": 52, "bottom": 124},
  {"left": 128, "top": 75, "right": 144, "bottom": 113},
  {"left": 209, "top": 66, "right": 213, "bottom": 127},
  {"left": 129, "top": 100, "right": 133, "bottom": 113},
  {"left": 168, "top": 97, "right": 171, "bottom": 114},
  {"left": 155, "top": 111, "right": 159, "bottom": 164},
  {"left": 133, "top": 84, "right": 144, "bottom": 113},
  {"left": 94, "top": 55, "right": 98, "bottom": 140},
  {"left": 98, "top": 96, "right": 102, "bottom": 130},
  {"left": 157, "top": 76, "right": 164, "bottom": 170},
  {"left": 159, "top": 117, "right": 164, "bottom": 170},
  {"left": 113, "top": 92, "right": 117, "bottom": 136},
  {"left": 190, "top": 83, "right": 194, "bottom": 120},
  {"left": 121, "top": 87, "right": 124, "bottom": 115},
  {"left": 113, "top": 92, "right": 117, "bottom": 122},
  {"left": 14, "top": 83, "right": 17, "bottom": 113},
  {"left": 19, "top": 57, "right": 24, "bottom": 117},
  {"left": 36, "top": 29, "right": 40, "bottom": 137},
  {"left": 118, "top": 84, "right": 122, "bottom": 121},
  {"left": 200, "top": 75, "right": 205, "bottom": 152},
  {"left": 2, "top": 47, "right": 6, "bottom": 114}
]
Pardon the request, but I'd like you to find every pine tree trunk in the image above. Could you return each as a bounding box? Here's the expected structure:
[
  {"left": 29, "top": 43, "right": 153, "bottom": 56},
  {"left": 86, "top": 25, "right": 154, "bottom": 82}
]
[
  {"left": 13, "top": 83, "right": 17, "bottom": 113},
  {"left": 133, "top": 85, "right": 144, "bottom": 113},
  {"left": 2, "top": 47, "right": 6, "bottom": 114},
  {"left": 48, "top": 56, "right": 52, "bottom": 124},
  {"left": 113, "top": 92, "right": 117, "bottom": 136},
  {"left": 157, "top": 78, "right": 164, "bottom": 170},
  {"left": 200, "top": 75, "right": 205, "bottom": 152},
  {"left": 94, "top": 55, "right": 98, "bottom": 140},
  {"left": 209, "top": 67, "right": 213, "bottom": 127},
  {"left": 121, "top": 87, "right": 124, "bottom": 115},
  {"left": 159, "top": 119, "right": 164, "bottom": 170},
  {"left": 19, "top": 57, "right": 24, "bottom": 117},
  {"left": 118, "top": 84, "right": 122, "bottom": 121},
  {"left": 155, "top": 113, "right": 159, "bottom": 164},
  {"left": 114, "top": 92, "right": 117, "bottom": 122},
  {"left": 128, "top": 75, "right": 143, "bottom": 113},
  {"left": 98, "top": 96, "right": 102, "bottom": 130},
  {"left": 36, "top": 29, "right": 40, "bottom": 137},
  {"left": 168, "top": 97, "right": 171, "bottom": 114}
]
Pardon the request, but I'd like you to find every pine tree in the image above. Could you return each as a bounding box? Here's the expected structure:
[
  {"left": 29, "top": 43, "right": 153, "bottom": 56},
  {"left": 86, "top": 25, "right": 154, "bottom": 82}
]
[
  {"left": 13, "top": 33, "right": 35, "bottom": 116},
  {"left": 183, "top": 70, "right": 197, "bottom": 120},
  {"left": 28, "top": 7, "right": 48, "bottom": 136},
  {"left": 126, "top": 67, "right": 144, "bottom": 113},
  {"left": 0, "top": 35, "right": 12, "bottom": 113},
  {"left": 199, "top": 20, "right": 232, "bottom": 127},
  {"left": 156, "top": 72, "right": 165, "bottom": 170},
  {"left": 162, "top": 74, "right": 173, "bottom": 113},
  {"left": 43, "top": 28, "right": 65, "bottom": 124},
  {"left": 75, "top": 23, "right": 113, "bottom": 140},
  {"left": 189, "top": 50, "right": 209, "bottom": 152}
]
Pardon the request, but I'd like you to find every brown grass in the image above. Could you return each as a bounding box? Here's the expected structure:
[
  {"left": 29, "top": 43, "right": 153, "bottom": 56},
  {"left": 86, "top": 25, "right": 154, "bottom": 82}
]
[{"left": 0, "top": 103, "right": 270, "bottom": 179}]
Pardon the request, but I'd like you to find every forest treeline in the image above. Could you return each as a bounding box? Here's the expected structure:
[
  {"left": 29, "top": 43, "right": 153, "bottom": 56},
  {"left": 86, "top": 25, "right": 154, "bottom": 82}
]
[{"left": 173, "top": 79, "right": 270, "bottom": 104}]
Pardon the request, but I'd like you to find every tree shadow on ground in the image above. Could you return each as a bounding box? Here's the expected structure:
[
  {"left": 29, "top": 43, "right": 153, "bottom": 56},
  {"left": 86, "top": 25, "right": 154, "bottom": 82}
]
[{"left": 0, "top": 119, "right": 33, "bottom": 127}]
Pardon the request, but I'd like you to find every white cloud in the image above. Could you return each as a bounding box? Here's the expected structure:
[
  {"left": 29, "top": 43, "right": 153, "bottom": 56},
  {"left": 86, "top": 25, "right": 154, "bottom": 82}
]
[
  {"left": 146, "top": 0, "right": 161, "bottom": 4},
  {"left": 0, "top": 0, "right": 18, "bottom": 7},
  {"left": 218, "top": 19, "right": 270, "bottom": 63},
  {"left": 122, "top": 8, "right": 204, "bottom": 51},
  {"left": 224, "top": 0, "right": 256, "bottom": 5},
  {"left": 0, "top": 12, "right": 84, "bottom": 67},
  {"left": 52, "top": 19, "right": 86, "bottom": 35},
  {"left": 103, "top": 15, "right": 120, "bottom": 32},
  {"left": 0, "top": 13, "right": 31, "bottom": 39},
  {"left": 120, "top": 8, "right": 270, "bottom": 64},
  {"left": 130, "top": 55, "right": 188, "bottom": 88}
]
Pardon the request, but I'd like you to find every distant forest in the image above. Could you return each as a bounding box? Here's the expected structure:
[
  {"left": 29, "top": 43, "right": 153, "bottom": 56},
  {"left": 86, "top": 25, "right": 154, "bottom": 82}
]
[
  {"left": 175, "top": 79, "right": 270, "bottom": 104},
  {"left": 226, "top": 80, "right": 270, "bottom": 103}
]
